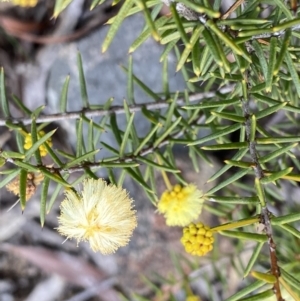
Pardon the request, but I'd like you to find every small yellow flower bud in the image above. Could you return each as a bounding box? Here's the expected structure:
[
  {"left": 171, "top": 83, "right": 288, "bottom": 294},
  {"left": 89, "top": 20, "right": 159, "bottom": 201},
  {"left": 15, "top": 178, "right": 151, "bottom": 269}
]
[
  {"left": 186, "top": 295, "right": 201, "bottom": 301},
  {"left": 23, "top": 131, "right": 52, "bottom": 157},
  {"left": 12, "top": 0, "right": 38, "bottom": 7},
  {"left": 181, "top": 222, "right": 214, "bottom": 256}
]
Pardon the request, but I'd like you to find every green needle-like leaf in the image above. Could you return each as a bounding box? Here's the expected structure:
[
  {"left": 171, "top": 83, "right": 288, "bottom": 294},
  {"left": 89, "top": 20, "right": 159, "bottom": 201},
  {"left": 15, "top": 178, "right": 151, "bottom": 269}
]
[
  {"left": 202, "top": 142, "right": 248, "bottom": 150},
  {"left": 53, "top": 0, "right": 72, "bottom": 17},
  {"left": 207, "top": 196, "right": 259, "bottom": 204},
  {"left": 125, "top": 167, "right": 153, "bottom": 193},
  {"left": 0, "top": 169, "right": 20, "bottom": 189},
  {"left": 59, "top": 75, "right": 70, "bottom": 113},
  {"left": 236, "top": 290, "right": 274, "bottom": 301},
  {"left": 199, "top": 45, "right": 213, "bottom": 76},
  {"left": 99, "top": 162, "right": 139, "bottom": 168},
  {"left": 30, "top": 118, "right": 42, "bottom": 165},
  {"left": 238, "top": 27, "right": 273, "bottom": 38},
  {"left": 137, "top": 156, "right": 180, "bottom": 173},
  {"left": 90, "top": 0, "right": 105, "bottom": 9},
  {"left": 281, "top": 268, "right": 300, "bottom": 290},
  {"left": 126, "top": 56, "right": 134, "bottom": 104},
  {"left": 243, "top": 242, "right": 265, "bottom": 278},
  {"left": 224, "top": 280, "right": 265, "bottom": 301},
  {"left": 260, "top": 167, "right": 293, "bottom": 184},
  {"left": 76, "top": 118, "right": 84, "bottom": 157},
  {"left": 12, "top": 95, "right": 32, "bottom": 116},
  {"left": 206, "top": 20, "right": 251, "bottom": 63},
  {"left": 210, "top": 111, "right": 245, "bottom": 123},
  {"left": 176, "top": 0, "right": 220, "bottom": 18},
  {"left": 252, "top": 40, "right": 268, "bottom": 81},
  {"left": 19, "top": 169, "right": 27, "bottom": 211},
  {"left": 278, "top": 223, "right": 300, "bottom": 239},
  {"left": 135, "top": 0, "right": 159, "bottom": 41},
  {"left": 202, "top": 28, "right": 223, "bottom": 68},
  {"left": 250, "top": 114, "right": 256, "bottom": 142},
  {"left": 1, "top": 151, "right": 25, "bottom": 159},
  {"left": 211, "top": 217, "right": 259, "bottom": 232},
  {"left": 130, "top": 16, "right": 169, "bottom": 53},
  {"left": 102, "top": 0, "right": 134, "bottom": 52},
  {"left": 224, "top": 160, "right": 253, "bottom": 168},
  {"left": 120, "top": 112, "right": 135, "bottom": 158},
  {"left": 257, "top": 137, "right": 300, "bottom": 144},
  {"left": 153, "top": 117, "right": 181, "bottom": 147},
  {"left": 134, "top": 123, "right": 161, "bottom": 155},
  {"left": 160, "top": 39, "right": 179, "bottom": 62},
  {"left": 176, "top": 25, "right": 203, "bottom": 72},
  {"left": 256, "top": 103, "right": 287, "bottom": 120},
  {"left": 188, "top": 123, "right": 241, "bottom": 146},
  {"left": 12, "top": 161, "right": 38, "bottom": 172},
  {"left": 271, "top": 212, "right": 300, "bottom": 225},
  {"left": 274, "top": 29, "right": 291, "bottom": 75},
  {"left": 169, "top": 3, "right": 190, "bottom": 45},
  {"left": 265, "top": 37, "right": 277, "bottom": 92},
  {"left": 39, "top": 167, "right": 71, "bottom": 187},
  {"left": 259, "top": 143, "right": 297, "bottom": 163},
  {"left": 101, "top": 141, "right": 119, "bottom": 155},
  {"left": 24, "top": 129, "right": 57, "bottom": 160},
  {"left": 121, "top": 66, "right": 161, "bottom": 100},
  {"left": 0, "top": 67, "right": 9, "bottom": 118},
  {"left": 64, "top": 150, "right": 100, "bottom": 169},
  {"left": 220, "top": 230, "right": 268, "bottom": 242},
  {"left": 206, "top": 168, "right": 249, "bottom": 195},
  {"left": 77, "top": 53, "right": 89, "bottom": 108},
  {"left": 285, "top": 51, "right": 300, "bottom": 98},
  {"left": 46, "top": 176, "right": 69, "bottom": 213},
  {"left": 40, "top": 176, "right": 50, "bottom": 227},
  {"left": 208, "top": 148, "right": 248, "bottom": 183},
  {"left": 87, "top": 120, "right": 95, "bottom": 161},
  {"left": 252, "top": 93, "right": 300, "bottom": 114},
  {"left": 183, "top": 98, "right": 240, "bottom": 109},
  {"left": 192, "top": 39, "right": 201, "bottom": 76}
]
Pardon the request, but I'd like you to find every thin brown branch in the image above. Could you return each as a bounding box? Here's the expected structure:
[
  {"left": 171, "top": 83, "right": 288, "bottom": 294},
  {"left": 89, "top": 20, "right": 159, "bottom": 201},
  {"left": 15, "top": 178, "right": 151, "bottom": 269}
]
[
  {"left": 242, "top": 84, "right": 284, "bottom": 301},
  {"left": 221, "top": 0, "right": 245, "bottom": 20},
  {"left": 0, "top": 86, "right": 233, "bottom": 126},
  {"left": 3, "top": 113, "right": 199, "bottom": 175}
]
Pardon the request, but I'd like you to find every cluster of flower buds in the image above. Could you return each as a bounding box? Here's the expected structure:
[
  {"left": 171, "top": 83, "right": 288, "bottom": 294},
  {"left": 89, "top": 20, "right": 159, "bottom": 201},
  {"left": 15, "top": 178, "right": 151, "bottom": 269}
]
[
  {"left": 24, "top": 131, "right": 52, "bottom": 157},
  {"left": 181, "top": 222, "right": 214, "bottom": 256}
]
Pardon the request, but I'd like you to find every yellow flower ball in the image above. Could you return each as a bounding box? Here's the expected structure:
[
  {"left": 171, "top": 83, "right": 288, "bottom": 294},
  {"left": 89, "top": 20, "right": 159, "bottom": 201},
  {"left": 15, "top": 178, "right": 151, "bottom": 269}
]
[
  {"left": 157, "top": 184, "right": 204, "bottom": 226},
  {"left": 57, "top": 178, "right": 137, "bottom": 254},
  {"left": 12, "top": 0, "right": 38, "bottom": 7},
  {"left": 181, "top": 222, "right": 214, "bottom": 256},
  {"left": 186, "top": 295, "right": 201, "bottom": 301}
]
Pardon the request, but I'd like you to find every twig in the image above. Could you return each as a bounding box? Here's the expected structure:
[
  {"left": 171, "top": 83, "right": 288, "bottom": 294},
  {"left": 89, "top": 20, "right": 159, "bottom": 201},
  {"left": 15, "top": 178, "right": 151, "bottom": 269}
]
[
  {"left": 221, "top": 0, "right": 245, "bottom": 20},
  {"left": 242, "top": 83, "right": 284, "bottom": 301},
  {"left": 0, "top": 86, "right": 233, "bottom": 126},
  {"left": 3, "top": 116, "right": 195, "bottom": 175}
]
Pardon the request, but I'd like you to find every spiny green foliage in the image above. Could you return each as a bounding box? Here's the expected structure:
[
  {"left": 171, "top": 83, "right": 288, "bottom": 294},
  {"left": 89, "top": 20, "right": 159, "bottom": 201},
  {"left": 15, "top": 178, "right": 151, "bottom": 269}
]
[{"left": 1, "top": 0, "right": 300, "bottom": 300}]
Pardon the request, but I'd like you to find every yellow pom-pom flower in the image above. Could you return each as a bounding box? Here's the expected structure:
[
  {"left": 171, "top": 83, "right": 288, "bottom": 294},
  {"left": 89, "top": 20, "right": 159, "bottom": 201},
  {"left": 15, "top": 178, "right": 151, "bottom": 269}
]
[
  {"left": 186, "top": 296, "right": 201, "bottom": 301},
  {"left": 24, "top": 131, "right": 52, "bottom": 157},
  {"left": 157, "top": 184, "right": 204, "bottom": 226},
  {"left": 12, "top": 0, "right": 38, "bottom": 7},
  {"left": 57, "top": 178, "right": 137, "bottom": 255},
  {"left": 181, "top": 222, "right": 214, "bottom": 256}
]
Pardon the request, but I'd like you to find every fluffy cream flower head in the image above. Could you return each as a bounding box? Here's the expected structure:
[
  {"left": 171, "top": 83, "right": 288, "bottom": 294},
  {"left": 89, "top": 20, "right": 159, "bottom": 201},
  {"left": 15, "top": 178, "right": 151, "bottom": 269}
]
[
  {"left": 57, "top": 178, "right": 137, "bottom": 254},
  {"left": 157, "top": 184, "right": 204, "bottom": 226}
]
